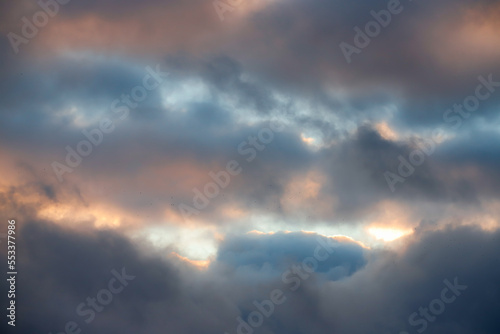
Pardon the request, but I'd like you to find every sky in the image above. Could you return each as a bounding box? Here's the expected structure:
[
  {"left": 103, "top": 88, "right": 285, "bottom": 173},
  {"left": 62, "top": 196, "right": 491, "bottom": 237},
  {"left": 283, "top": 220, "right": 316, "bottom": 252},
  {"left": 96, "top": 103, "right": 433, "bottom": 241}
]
[{"left": 1, "top": 0, "right": 500, "bottom": 333}]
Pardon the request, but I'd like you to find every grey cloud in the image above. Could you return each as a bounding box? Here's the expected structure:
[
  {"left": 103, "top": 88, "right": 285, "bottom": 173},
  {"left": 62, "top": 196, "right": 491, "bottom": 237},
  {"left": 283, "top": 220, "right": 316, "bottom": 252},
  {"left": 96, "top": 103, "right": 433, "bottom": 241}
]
[{"left": 1, "top": 220, "right": 499, "bottom": 334}]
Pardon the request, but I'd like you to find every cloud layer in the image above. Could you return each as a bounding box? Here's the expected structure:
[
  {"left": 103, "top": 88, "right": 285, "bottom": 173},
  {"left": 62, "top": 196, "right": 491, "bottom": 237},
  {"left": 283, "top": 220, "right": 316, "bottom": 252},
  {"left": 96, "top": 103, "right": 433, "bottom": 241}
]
[
  {"left": 1, "top": 221, "right": 499, "bottom": 334},
  {"left": 1, "top": 0, "right": 500, "bottom": 332}
]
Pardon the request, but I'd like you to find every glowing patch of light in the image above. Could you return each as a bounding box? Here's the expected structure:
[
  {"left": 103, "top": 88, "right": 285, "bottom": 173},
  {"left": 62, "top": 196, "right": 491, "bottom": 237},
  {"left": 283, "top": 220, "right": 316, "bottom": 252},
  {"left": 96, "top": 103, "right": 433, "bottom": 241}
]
[
  {"left": 132, "top": 225, "right": 218, "bottom": 261},
  {"left": 301, "top": 133, "right": 316, "bottom": 145},
  {"left": 375, "top": 122, "right": 398, "bottom": 141},
  {"left": 368, "top": 227, "right": 413, "bottom": 242}
]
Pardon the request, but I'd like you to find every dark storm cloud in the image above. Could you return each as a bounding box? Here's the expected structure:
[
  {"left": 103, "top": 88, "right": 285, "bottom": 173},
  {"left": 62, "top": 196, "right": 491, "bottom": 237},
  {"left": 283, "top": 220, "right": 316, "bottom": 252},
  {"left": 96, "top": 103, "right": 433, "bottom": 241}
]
[
  {"left": 321, "top": 125, "right": 447, "bottom": 207},
  {"left": 0, "top": 220, "right": 183, "bottom": 334},
  {"left": 300, "top": 120, "right": 500, "bottom": 222},
  {"left": 1, "top": 220, "right": 499, "bottom": 334}
]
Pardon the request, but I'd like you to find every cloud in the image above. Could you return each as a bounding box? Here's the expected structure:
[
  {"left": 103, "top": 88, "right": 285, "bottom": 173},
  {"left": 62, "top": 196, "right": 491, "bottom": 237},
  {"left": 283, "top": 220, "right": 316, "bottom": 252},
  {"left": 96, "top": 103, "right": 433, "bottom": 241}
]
[
  {"left": 1, "top": 1, "right": 500, "bottom": 331},
  {"left": 1, "top": 220, "right": 499, "bottom": 334}
]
